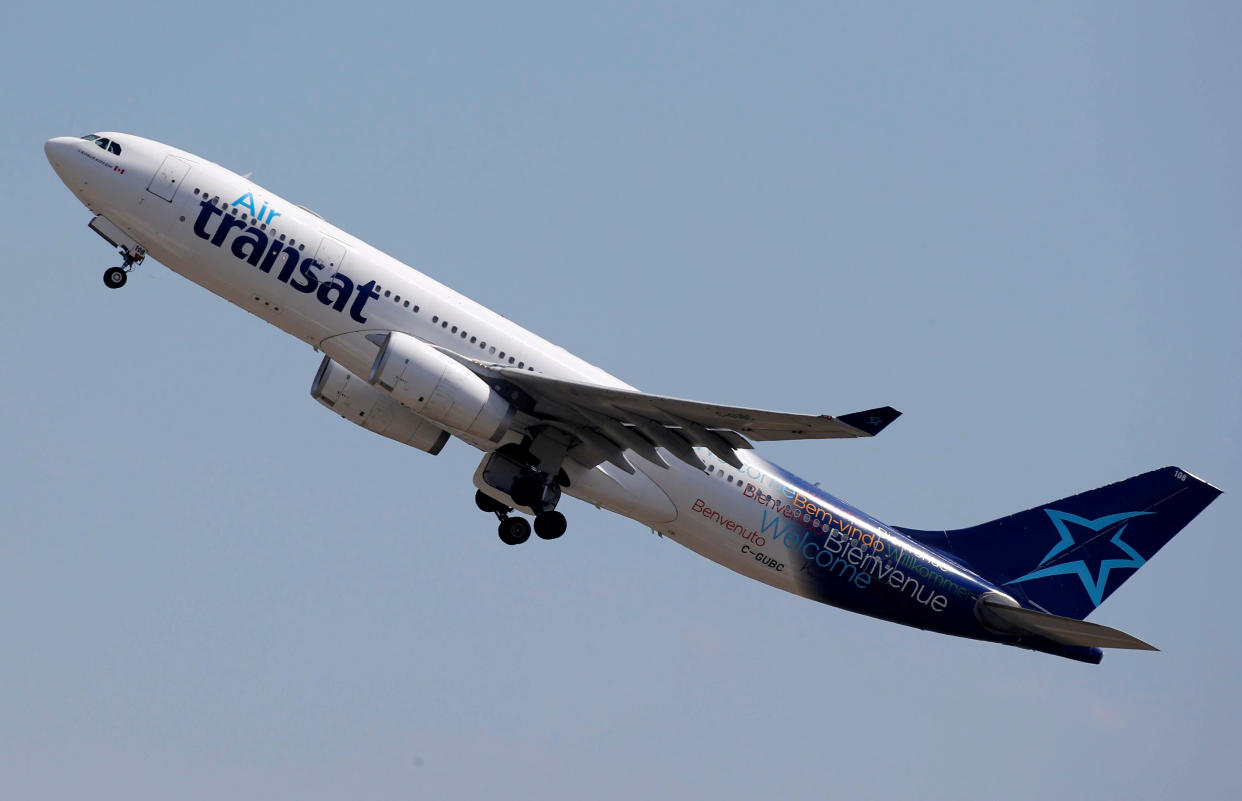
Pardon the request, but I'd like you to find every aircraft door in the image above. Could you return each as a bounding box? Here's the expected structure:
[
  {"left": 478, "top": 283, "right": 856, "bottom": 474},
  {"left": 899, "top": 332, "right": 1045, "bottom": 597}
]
[
  {"left": 147, "top": 155, "right": 191, "bottom": 202},
  {"left": 310, "top": 235, "right": 347, "bottom": 283}
]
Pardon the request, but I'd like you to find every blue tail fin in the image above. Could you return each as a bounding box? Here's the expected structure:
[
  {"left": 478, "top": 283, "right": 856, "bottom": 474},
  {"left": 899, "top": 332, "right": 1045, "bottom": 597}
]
[{"left": 896, "top": 467, "right": 1221, "bottom": 620}]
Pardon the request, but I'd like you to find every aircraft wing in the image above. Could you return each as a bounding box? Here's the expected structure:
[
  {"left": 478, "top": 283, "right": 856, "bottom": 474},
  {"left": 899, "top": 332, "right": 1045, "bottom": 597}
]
[{"left": 464, "top": 358, "right": 899, "bottom": 471}]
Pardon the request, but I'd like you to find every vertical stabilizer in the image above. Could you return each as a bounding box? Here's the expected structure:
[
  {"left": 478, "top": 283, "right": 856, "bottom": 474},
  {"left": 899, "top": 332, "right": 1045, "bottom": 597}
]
[{"left": 897, "top": 467, "right": 1220, "bottom": 619}]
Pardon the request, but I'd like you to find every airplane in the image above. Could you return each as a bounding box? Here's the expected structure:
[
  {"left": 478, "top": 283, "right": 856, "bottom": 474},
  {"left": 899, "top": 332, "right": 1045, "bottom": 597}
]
[{"left": 45, "top": 131, "right": 1221, "bottom": 664}]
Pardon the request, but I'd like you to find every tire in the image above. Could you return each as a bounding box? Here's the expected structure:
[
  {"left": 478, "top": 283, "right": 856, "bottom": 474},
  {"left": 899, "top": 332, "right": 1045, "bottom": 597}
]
[
  {"left": 475, "top": 489, "right": 507, "bottom": 514},
  {"left": 498, "top": 517, "right": 531, "bottom": 545},
  {"left": 104, "top": 267, "right": 127, "bottom": 289},
  {"left": 534, "top": 511, "right": 567, "bottom": 540}
]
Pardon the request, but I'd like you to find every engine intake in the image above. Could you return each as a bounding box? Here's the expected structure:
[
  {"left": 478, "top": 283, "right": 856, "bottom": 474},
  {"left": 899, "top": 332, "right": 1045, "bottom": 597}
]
[
  {"left": 311, "top": 356, "right": 450, "bottom": 454},
  {"left": 368, "top": 331, "right": 513, "bottom": 443}
]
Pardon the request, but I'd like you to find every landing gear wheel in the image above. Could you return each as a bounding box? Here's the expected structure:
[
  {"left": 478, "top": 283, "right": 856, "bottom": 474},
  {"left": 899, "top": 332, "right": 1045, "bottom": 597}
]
[
  {"left": 534, "top": 511, "right": 567, "bottom": 540},
  {"left": 498, "top": 516, "right": 531, "bottom": 546},
  {"left": 510, "top": 477, "right": 542, "bottom": 508},
  {"left": 475, "top": 489, "right": 509, "bottom": 514},
  {"left": 104, "top": 267, "right": 127, "bottom": 289}
]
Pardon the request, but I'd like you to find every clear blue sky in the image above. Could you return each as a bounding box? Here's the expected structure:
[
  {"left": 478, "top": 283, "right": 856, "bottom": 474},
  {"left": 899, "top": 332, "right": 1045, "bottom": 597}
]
[{"left": 3, "top": 2, "right": 1239, "bottom": 799}]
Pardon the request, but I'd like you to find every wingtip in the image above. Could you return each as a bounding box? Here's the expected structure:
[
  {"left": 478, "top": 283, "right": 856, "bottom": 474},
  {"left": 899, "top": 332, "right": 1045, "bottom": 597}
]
[{"left": 836, "top": 406, "right": 902, "bottom": 436}]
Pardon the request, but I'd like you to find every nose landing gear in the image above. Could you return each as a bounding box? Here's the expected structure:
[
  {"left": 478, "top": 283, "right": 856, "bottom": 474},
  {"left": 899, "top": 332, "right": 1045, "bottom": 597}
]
[
  {"left": 87, "top": 215, "right": 146, "bottom": 290},
  {"left": 103, "top": 266, "right": 128, "bottom": 288},
  {"left": 102, "top": 246, "right": 145, "bottom": 290}
]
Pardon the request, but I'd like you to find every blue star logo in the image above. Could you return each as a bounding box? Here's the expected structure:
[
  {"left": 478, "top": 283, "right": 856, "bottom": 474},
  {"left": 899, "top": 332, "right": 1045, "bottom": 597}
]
[{"left": 1006, "top": 508, "right": 1154, "bottom": 608}]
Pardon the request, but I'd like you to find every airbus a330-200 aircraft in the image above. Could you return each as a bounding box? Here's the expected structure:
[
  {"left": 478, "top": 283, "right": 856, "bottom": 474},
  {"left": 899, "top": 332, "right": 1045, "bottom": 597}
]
[{"left": 46, "top": 132, "right": 1221, "bottom": 664}]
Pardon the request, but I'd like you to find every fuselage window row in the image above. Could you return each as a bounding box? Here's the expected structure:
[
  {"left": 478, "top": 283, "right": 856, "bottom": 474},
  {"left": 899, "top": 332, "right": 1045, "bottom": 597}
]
[{"left": 188, "top": 188, "right": 535, "bottom": 372}]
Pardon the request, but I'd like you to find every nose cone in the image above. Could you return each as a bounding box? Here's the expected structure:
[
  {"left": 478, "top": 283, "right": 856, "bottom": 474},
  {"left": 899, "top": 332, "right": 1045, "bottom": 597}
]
[{"left": 44, "top": 136, "right": 77, "bottom": 179}]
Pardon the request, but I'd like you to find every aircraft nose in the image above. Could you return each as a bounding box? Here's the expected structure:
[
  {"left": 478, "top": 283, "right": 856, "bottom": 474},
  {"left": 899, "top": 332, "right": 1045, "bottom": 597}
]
[{"left": 44, "top": 136, "right": 76, "bottom": 174}]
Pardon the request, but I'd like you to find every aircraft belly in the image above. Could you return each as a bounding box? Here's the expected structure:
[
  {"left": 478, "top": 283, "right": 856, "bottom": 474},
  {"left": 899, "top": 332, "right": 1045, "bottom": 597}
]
[{"left": 564, "top": 460, "right": 677, "bottom": 525}]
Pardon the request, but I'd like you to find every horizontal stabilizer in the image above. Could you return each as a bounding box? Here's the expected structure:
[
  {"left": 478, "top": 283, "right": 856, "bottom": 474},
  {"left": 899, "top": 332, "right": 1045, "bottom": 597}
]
[{"left": 980, "top": 598, "right": 1157, "bottom": 651}]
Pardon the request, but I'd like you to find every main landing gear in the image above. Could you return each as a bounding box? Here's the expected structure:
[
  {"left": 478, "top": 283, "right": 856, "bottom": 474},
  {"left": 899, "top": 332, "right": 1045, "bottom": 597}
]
[
  {"left": 102, "top": 246, "right": 146, "bottom": 290},
  {"left": 475, "top": 489, "right": 568, "bottom": 546}
]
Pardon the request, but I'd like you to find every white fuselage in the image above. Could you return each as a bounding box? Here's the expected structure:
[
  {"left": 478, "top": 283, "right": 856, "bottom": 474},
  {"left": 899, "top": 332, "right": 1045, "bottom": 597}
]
[{"left": 44, "top": 132, "right": 910, "bottom": 604}]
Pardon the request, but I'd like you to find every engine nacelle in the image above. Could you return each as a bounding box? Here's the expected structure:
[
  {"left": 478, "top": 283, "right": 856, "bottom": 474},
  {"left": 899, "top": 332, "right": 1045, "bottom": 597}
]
[
  {"left": 311, "top": 356, "right": 450, "bottom": 455},
  {"left": 368, "top": 331, "right": 513, "bottom": 443}
]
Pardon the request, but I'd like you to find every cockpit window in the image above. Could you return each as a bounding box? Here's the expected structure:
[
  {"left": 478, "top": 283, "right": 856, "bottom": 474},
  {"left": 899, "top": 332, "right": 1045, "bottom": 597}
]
[{"left": 84, "top": 135, "right": 122, "bottom": 156}]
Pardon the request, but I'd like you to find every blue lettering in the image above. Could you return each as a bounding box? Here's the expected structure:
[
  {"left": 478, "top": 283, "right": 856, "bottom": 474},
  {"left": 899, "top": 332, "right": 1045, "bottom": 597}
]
[
  {"left": 185, "top": 197, "right": 369, "bottom": 322},
  {"left": 232, "top": 192, "right": 257, "bottom": 215}
]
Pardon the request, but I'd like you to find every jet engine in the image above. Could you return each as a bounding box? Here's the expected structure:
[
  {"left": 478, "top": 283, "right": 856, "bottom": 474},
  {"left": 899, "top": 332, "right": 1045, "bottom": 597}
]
[
  {"left": 368, "top": 331, "right": 514, "bottom": 442},
  {"left": 311, "top": 356, "right": 450, "bottom": 454}
]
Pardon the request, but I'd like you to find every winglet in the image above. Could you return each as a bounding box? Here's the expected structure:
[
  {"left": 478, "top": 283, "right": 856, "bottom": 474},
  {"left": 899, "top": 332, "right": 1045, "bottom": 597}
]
[{"left": 835, "top": 406, "right": 901, "bottom": 436}]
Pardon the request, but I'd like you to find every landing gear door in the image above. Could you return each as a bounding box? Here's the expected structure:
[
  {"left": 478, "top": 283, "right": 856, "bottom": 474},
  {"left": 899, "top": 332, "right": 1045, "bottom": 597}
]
[
  {"left": 310, "top": 235, "right": 347, "bottom": 284},
  {"left": 147, "top": 155, "right": 191, "bottom": 202}
]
